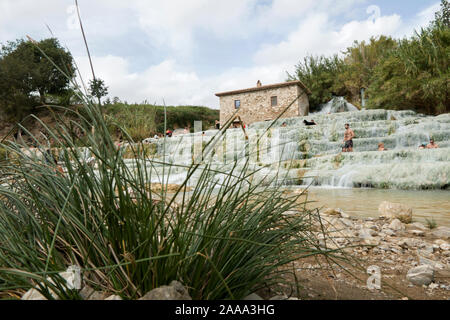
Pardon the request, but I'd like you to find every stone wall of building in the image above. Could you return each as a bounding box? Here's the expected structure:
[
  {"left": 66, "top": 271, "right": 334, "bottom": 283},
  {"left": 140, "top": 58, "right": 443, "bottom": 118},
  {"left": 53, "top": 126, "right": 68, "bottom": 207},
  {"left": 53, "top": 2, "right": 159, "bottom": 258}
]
[{"left": 219, "top": 84, "right": 309, "bottom": 126}]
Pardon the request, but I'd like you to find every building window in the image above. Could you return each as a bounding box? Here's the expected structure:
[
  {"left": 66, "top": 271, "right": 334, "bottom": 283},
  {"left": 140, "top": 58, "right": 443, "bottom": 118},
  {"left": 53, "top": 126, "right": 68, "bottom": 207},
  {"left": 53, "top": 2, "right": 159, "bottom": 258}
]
[
  {"left": 271, "top": 96, "right": 277, "bottom": 106},
  {"left": 234, "top": 100, "right": 241, "bottom": 109}
]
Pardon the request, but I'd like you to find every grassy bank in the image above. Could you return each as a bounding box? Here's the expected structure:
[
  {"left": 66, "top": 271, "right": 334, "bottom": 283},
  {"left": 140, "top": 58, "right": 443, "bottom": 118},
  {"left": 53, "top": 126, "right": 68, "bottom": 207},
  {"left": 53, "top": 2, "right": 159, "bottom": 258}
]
[
  {"left": 104, "top": 103, "right": 219, "bottom": 141},
  {"left": 0, "top": 103, "right": 219, "bottom": 147}
]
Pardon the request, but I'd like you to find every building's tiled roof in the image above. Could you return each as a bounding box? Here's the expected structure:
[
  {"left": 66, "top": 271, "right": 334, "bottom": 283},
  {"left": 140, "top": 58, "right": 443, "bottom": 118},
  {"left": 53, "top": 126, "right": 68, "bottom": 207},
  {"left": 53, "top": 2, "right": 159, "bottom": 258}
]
[{"left": 215, "top": 80, "right": 311, "bottom": 97}]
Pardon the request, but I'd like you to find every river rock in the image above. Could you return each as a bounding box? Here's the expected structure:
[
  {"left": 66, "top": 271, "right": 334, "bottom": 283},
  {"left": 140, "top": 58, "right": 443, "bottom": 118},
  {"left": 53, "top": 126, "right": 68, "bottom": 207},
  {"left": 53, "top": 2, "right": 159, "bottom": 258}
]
[
  {"left": 382, "top": 228, "right": 396, "bottom": 237},
  {"left": 440, "top": 243, "right": 450, "bottom": 251},
  {"left": 406, "top": 238, "right": 425, "bottom": 248},
  {"left": 21, "top": 288, "right": 48, "bottom": 300},
  {"left": 420, "top": 243, "right": 435, "bottom": 255},
  {"left": 340, "top": 212, "right": 350, "bottom": 219},
  {"left": 79, "top": 285, "right": 108, "bottom": 300},
  {"left": 390, "top": 245, "right": 403, "bottom": 255},
  {"left": 388, "top": 219, "right": 405, "bottom": 231},
  {"left": 340, "top": 218, "right": 354, "bottom": 228},
  {"left": 379, "top": 201, "right": 412, "bottom": 223},
  {"left": 323, "top": 208, "right": 342, "bottom": 216},
  {"left": 409, "top": 230, "right": 425, "bottom": 237},
  {"left": 105, "top": 295, "right": 122, "bottom": 300},
  {"left": 358, "top": 228, "right": 378, "bottom": 240},
  {"left": 21, "top": 265, "right": 82, "bottom": 300},
  {"left": 410, "top": 222, "right": 428, "bottom": 231},
  {"left": 406, "top": 265, "right": 434, "bottom": 286},
  {"left": 431, "top": 226, "right": 450, "bottom": 239},
  {"left": 364, "top": 238, "right": 380, "bottom": 246},
  {"left": 269, "top": 294, "right": 288, "bottom": 300},
  {"left": 139, "top": 281, "right": 191, "bottom": 300},
  {"left": 244, "top": 293, "right": 264, "bottom": 300},
  {"left": 398, "top": 238, "right": 419, "bottom": 249},
  {"left": 434, "top": 239, "right": 447, "bottom": 246},
  {"left": 428, "top": 283, "right": 439, "bottom": 290},
  {"left": 418, "top": 256, "right": 445, "bottom": 270},
  {"left": 59, "top": 265, "right": 82, "bottom": 290}
]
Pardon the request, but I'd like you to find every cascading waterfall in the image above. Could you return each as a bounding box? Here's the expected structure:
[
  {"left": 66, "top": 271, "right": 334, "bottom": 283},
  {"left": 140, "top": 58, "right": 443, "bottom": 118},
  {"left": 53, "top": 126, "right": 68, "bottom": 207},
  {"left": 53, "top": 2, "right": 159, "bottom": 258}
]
[
  {"left": 144, "top": 104, "right": 450, "bottom": 190},
  {"left": 311, "top": 96, "right": 359, "bottom": 115}
]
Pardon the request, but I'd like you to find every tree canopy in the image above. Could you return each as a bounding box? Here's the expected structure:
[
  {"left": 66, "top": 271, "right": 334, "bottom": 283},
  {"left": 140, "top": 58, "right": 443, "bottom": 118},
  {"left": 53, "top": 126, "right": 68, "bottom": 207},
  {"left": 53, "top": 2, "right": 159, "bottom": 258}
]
[
  {"left": 89, "top": 78, "right": 109, "bottom": 104},
  {"left": 0, "top": 38, "right": 75, "bottom": 120},
  {"left": 288, "top": 0, "right": 449, "bottom": 115}
]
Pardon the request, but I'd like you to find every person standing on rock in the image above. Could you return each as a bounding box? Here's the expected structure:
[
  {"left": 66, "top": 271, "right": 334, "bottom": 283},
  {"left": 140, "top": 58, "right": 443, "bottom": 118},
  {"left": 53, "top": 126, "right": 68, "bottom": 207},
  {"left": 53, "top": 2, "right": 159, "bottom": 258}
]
[{"left": 343, "top": 123, "right": 355, "bottom": 152}]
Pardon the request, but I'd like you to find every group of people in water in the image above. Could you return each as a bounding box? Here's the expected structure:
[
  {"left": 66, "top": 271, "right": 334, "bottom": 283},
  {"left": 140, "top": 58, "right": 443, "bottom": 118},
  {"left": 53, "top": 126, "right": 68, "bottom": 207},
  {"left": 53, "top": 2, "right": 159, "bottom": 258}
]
[
  {"left": 159, "top": 119, "right": 440, "bottom": 154},
  {"left": 343, "top": 123, "right": 440, "bottom": 152},
  {"left": 420, "top": 139, "right": 439, "bottom": 149},
  {"left": 378, "top": 139, "right": 439, "bottom": 151},
  {"left": 282, "top": 120, "right": 440, "bottom": 153}
]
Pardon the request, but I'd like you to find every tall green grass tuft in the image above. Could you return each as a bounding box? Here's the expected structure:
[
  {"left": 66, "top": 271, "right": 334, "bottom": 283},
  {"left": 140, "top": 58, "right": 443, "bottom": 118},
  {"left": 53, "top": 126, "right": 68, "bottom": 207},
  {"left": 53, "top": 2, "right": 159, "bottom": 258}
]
[
  {"left": 0, "top": 97, "right": 328, "bottom": 299},
  {"left": 0, "top": 28, "right": 332, "bottom": 300}
]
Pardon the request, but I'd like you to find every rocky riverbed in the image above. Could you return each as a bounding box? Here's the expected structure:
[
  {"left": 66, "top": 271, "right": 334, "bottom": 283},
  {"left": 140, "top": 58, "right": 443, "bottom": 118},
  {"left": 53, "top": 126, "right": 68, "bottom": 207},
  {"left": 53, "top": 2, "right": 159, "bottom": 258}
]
[{"left": 260, "top": 201, "right": 450, "bottom": 300}]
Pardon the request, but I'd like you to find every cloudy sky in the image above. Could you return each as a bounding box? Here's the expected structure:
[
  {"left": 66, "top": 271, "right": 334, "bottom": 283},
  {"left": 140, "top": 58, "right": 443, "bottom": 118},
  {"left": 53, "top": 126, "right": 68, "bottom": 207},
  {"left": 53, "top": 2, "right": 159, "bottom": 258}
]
[{"left": 0, "top": 0, "right": 442, "bottom": 108}]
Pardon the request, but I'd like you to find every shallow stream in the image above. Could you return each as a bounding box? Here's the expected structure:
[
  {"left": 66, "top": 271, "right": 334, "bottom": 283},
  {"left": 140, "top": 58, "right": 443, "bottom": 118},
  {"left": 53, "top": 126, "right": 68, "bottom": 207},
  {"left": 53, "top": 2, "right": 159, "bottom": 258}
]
[{"left": 298, "top": 187, "right": 450, "bottom": 227}]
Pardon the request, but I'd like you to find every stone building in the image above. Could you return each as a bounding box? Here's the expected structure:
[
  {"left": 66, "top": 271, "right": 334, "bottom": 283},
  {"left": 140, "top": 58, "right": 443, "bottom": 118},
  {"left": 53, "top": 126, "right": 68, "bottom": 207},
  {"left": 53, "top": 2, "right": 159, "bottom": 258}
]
[{"left": 215, "top": 80, "right": 310, "bottom": 126}]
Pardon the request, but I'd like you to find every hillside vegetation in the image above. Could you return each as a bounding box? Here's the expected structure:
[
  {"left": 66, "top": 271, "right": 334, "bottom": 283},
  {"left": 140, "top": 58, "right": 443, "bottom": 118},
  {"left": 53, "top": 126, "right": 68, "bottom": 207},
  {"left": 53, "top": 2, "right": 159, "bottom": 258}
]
[
  {"left": 0, "top": 104, "right": 219, "bottom": 145},
  {"left": 104, "top": 103, "right": 219, "bottom": 141}
]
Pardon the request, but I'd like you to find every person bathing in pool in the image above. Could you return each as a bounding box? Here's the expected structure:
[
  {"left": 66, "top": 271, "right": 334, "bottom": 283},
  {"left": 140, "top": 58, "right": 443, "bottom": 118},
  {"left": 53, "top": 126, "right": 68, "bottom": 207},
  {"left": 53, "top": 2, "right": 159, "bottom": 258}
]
[{"left": 427, "top": 138, "right": 439, "bottom": 149}]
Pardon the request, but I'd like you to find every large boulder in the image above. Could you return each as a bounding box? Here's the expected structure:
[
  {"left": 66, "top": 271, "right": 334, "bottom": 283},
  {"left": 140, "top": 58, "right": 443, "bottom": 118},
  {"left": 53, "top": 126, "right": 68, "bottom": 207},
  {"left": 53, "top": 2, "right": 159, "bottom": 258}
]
[
  {"left": 358, "top": 228, "right": 378, "bottom": 240},
  {"left": 418, "top": 256, "right": 446, "bottom": 270},
  {"left": 406, "top": 265, "right": 434, "bottom": 286},
  {"left": 244, "top": 293, "right": 264, "bottom": 300},
  {"left": 21, "top": 265, "right": 82, "bottom": 300},
  {"left": 388, "top": 219, "right": 405, "bottom": 231},
  {"left": 378, "top": 201, "right": 412, "bottom": 223},
  {"left": 410, "top": 222, "right": 427, "bottom": 231},
  {"left": 431, "top": 226, "right": 450, "bottom": 240},
  {"left": 21, "top": 289, "right": 48, "bottom": 300},
  {"left": 139, "top": 281, "right": 191, "bottom": 300},
  {"left": 79, "top": 285, "right": 108, "bottom": 300}
]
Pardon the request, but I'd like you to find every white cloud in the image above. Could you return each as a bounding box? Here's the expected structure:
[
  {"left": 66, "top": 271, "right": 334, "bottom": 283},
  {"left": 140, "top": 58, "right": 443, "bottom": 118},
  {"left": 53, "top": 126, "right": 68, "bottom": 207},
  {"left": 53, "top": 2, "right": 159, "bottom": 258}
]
[
  {"left": 393, "top": 1, "right": 440, "bottom": 38},
  {"left": 132, "top": 0, "right": 364, "bottom": 52},
  {"left": 76, "top": 56, "right": 204, "bottom": 105},
  {"left": 0, "top": 0, "right": 66, "bottom": 41},
  {"left": 254, "top": 7, "right": 403, "bottom": 66},
  {"left": 74, "top": 54, "right": 290, "bottom": 109},
  {"left": 133, "top": 0, "right": 258, "bottom": 52},
  {"left": 417, "top": 2, "right": 441, "bottom": 27}
]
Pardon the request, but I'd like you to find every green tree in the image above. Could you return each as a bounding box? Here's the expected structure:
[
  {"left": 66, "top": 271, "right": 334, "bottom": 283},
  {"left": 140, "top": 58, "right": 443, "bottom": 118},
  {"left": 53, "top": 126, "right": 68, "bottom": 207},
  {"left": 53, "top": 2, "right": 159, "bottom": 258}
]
[
  {"left": 89, "top": 78, "right": 108, "bottom": 105},
  {"left": 435, "top": 0, "right": 449, "bottom": 27},
  {"left": 340, "top": 36, "right": 397, "bottom": 101},
  {"left": 287, "top": 55, "right": 348, "bottom": 111},
  {"left": 288, "top": 2, "right": 449, "bottom": 115},
  {"left": 288, "top": 36, "right": 398, "bottom": 111},
  {"left": 0, "top": 38, "right": 75, "bottom": 119},
  {"left": 367, "top": 23, "right": 449, "bottom": 114}
]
